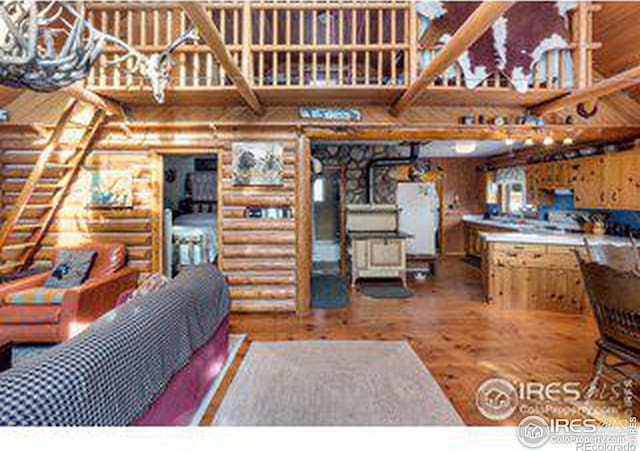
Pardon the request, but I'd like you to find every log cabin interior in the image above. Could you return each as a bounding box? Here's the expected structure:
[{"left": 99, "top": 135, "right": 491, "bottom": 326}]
[{"left": 0, "top": 1, "right": 639, "bottom": 441}]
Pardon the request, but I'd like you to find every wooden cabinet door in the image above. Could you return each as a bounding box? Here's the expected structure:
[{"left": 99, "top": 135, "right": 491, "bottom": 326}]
[
  {"left": 605, "top": 151, "right": 640, "bottom": 210},
  {"left": 554, "top": 161, "right": 570, "bottom": 188},
  {"left": 571, "top": 155, "right": 605, "bottom": 208},
  {"left": 526, "top": 164, "right": 541, "bottom": 205}
]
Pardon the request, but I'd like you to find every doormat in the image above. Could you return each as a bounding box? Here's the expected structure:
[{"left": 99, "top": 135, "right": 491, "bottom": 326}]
[{"left": 312, "top": 274, "right": 349, "bottom": 309}]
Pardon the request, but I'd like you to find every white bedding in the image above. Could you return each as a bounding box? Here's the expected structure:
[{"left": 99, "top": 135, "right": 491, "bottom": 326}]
[{"left": 172, "top": 213, "right": 218, "bottom": 264}]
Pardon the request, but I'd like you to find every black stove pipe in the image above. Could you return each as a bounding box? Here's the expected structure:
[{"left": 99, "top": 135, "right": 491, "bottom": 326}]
[{"left": 365, "top": 142, "right": 421, "bottom": 203}]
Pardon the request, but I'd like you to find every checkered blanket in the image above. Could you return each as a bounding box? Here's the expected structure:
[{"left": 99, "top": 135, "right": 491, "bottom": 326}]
[{"left": 0, "top": 264, "right": 230, "bottom": 426}]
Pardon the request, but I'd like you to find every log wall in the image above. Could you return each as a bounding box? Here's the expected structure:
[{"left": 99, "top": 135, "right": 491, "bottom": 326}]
[{"left": 0, "top": 127, "right": 303, "bottom": 313}]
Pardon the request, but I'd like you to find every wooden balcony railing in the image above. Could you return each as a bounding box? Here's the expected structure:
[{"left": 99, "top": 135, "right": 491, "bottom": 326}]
[{"left": 86, "top": 1, "right": 584, "bottom": 98}]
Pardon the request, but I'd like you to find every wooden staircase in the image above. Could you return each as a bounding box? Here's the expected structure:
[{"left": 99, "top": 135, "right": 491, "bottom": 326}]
[{"left": 0, "top": 100, "right": 106, "bottom": 275}]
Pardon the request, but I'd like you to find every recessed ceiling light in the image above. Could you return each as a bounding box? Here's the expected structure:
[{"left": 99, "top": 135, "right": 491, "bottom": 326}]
[
  {"left": 524, "top": 138, "right": 534, "bottom": 146},
  {"left": 455, "top": 141, "right": 477, "bottom": 154},
  {"left": 505, "top": 138, "right": 515, "bottom": 146},
  {"left": 543, "top": 136, "right": 554, "bottom": 146},
  {"left": 562, "top": 137, "right": 574, "bottom": 146}
]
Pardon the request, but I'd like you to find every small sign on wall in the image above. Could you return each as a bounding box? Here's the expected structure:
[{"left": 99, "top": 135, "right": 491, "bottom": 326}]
[
  {"left": 299, "top": 107, "right": 362, "bottom": 122},
  {"left": 0, "top": 109, "right": 8, "bottom": 122}
]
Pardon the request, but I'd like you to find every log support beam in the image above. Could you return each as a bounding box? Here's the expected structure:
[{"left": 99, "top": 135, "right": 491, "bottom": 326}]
[
  {"left": 532, "top": 64, "right": 640, "bottom": 116},
  {"left": 390, "top": 1, "right": 514, "bottom": 117},
  {"left": 183, "top": 2, "right": 264, "bottom": 115}
]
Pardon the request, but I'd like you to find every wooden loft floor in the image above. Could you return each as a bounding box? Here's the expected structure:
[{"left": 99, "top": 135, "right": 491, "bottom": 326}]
[{"left": 200, "top": 257, "right": 602, "bottom": 426}]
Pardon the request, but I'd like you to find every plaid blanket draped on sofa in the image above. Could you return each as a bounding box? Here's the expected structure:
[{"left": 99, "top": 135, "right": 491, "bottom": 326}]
[{"left": 0, "top": 264, "right": 230, "bottom": 426}]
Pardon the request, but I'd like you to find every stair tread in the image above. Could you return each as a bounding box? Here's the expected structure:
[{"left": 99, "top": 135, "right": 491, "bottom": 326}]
[
  {"left": 3, "top": 242, "right": 37, "bottom": 250},
  {"left": 13, "top": 223, "right": 43, "bottom": 231}
]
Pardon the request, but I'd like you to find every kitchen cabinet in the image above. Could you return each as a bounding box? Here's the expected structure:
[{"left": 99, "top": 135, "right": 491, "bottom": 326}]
[
  {"left": 603, "top": 151, "right": 640, "bottom": 211},
  {"left": 525, "top": 160, "right": 572, "bottom": 207},
  {"left": 463, "top": 221, "right": 517, "bottom": 258},
  {"left": 485, "top": 241, "right": 589, "bottom": 314},
  {"left": 570, "top": 155, "right": 606, "bottom": 209}
]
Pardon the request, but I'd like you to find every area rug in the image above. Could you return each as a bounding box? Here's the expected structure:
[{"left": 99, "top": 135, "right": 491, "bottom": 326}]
[
  {"left": 311, "top": 274, "right": 349, "bottom": 309},
  {"left": 359, "top": 283, "right": 414, "bottom": 299},
  {"left": 212, "top": 340, "right": 463, "bottom": 426}
]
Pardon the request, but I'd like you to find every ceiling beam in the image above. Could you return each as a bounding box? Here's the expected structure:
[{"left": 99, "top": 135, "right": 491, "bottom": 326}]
[
  {"left": 390, "top": 1, "right": 514, "bottom": 117},
  {"left": 182, "top": 2, "right": 264, "bottom": 115},
  {"left": 62, "top": 83, "right": 126, "bottom": 120},
  {"left": 532, "top": 64, "right": 640, "bottom": 116}
]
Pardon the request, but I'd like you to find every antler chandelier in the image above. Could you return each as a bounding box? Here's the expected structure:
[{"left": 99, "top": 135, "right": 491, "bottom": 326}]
[{"left": 0, "top": 1, "right": 197, "bottom": 103}]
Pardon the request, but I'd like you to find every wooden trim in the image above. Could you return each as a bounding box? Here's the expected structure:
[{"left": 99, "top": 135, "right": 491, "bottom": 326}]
[
  {"left": 182, "top": 2, "right": 264, "bottom": 115},
  {"left": 390, "top": 1, "right": 514, "bottom": 116},
  {"left": 295, "top": 134, "right": 312, "bottom": 315}
]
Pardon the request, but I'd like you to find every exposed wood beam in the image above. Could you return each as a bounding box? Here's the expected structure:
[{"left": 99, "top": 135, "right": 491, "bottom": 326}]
[
  {"left": 182, "top": 2, "right": 264, "bottom": 115},
  {"left": 62, "top": 83, "right": 126, "bottom": 120},
  {"left": 390, "top": 1, "right": 514, "bottom": 117},
  {"left": 533, "top": 64, "right": 640, "bottom": 116}
]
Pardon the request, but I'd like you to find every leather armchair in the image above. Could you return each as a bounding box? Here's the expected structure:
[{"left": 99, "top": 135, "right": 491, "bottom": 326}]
[{"left": 0, "top": 242, "right": 138, "bottom": 343}]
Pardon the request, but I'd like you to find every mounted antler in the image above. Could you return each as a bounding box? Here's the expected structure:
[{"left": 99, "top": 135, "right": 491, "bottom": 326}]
[{"left": 0, "top": 1, "right": 199, "bottom": 103}]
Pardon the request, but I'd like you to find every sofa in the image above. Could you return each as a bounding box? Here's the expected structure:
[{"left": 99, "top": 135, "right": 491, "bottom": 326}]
[
  {"left": 0, "top": 264, "right": 231, "bottom": 426},
  {"left": 0, "top": 242, "right": 138, "bottom": 343}
]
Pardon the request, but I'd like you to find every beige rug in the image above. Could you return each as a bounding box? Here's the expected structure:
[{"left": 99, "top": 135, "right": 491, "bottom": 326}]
[{"left": 213, "top": 340, "right": 463, "bottom": 426}]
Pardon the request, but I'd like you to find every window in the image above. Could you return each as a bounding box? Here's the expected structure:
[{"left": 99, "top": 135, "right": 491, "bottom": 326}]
[
  {"left": 500, "top": 182, "right": 525, "bottom": 214},
  {"left": 495, "top": 167, "right": 526, "bottom": 215}
]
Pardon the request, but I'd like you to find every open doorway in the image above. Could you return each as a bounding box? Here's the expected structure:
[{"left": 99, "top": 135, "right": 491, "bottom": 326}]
[
  {"left": 160, "top": 153, "right": 218, "bottom": 277},
  {"left": 309, "top": 140, "right": 446, "bottom": 306}
]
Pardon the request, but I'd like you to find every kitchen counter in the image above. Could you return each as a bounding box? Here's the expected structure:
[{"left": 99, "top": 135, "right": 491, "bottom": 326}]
[
  {"left": 462, "top": 214, "right": 581, "bottom": 233},
  {"left": 480, "top": 232, "right": 631, "bottom": 247}
]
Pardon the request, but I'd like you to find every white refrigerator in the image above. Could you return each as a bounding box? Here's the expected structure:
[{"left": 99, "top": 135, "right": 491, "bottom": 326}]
[{"left": 396, "top": 182, "right": 440, "bottom": 256}]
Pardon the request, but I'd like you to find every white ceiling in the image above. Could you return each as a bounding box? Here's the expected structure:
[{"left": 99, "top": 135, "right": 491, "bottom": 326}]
[{"left": 419, "top": 140, "right": 512, "bottom": 158}]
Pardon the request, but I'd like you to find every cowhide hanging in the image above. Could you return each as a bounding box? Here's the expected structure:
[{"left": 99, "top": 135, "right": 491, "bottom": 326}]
[{"left": 417, "top": 1, "right": 576, "bottom": 92}]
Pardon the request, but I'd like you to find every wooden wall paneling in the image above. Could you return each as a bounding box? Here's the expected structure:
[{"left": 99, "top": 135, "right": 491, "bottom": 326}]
[
  {"left": 218, "top": 136, "right": 298, "bottom": 313},
  {"left": 0, "top": 147, "right": 156, "bottom": 272},
  {"left": 424, "top": 158, "right": 487, "bottom": 255}
]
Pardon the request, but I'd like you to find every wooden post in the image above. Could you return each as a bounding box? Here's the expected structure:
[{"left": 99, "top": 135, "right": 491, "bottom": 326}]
[
  {"left": 295, "top": 134, "right": 312, "bottom": 315},
  {"left": 573, "top": 1, "right": 590, "bottom": 90},
  {"left": 408, "top": 0, "right": 418, "bottom": 83},
  {"left": 241, "top": 0, "right": 252, "bottom": 81}
]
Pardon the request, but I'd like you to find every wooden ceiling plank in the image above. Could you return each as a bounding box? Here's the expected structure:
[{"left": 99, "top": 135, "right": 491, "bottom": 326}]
[
  {"left": 533, "top": 63, "right": 640, "bottom": 116},
  {"left": 390, "top": 1, "right": 515, "bottom": 117},
  {"left": 182, "top": 2, "right": 264, "bottom": 116}
]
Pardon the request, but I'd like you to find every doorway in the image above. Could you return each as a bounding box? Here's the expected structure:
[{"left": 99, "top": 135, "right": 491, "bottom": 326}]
[{"left": 152, "top": 149, "right": 220, "bottom": 277}]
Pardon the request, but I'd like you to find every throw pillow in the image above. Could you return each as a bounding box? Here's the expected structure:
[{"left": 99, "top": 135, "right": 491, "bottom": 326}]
[
  {"left": 127, "top": 273, "right": 171, "bottom": 302},
  {"left": 44, "top": 250, "right": 97, "bottom": 289}
]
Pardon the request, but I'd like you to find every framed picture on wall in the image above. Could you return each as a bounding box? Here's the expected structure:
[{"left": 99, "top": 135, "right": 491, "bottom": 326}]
[
  {"left": 88, "top": 170, "right": 134, "bottom": 208},
  {"left": 232, "top": 142, "right": 284, "bottom": 186}
]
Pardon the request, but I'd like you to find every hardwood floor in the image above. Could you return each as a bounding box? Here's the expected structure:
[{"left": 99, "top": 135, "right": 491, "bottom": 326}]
[{"left": 201, "top": 257, "right": 601, "bottom": 426}]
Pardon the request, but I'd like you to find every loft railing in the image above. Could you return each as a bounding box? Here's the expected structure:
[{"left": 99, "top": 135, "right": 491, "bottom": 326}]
[{"left": 86, "top": 1, "right": 583, "bottom": 94}]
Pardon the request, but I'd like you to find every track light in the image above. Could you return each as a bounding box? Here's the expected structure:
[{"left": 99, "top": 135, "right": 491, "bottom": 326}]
[{"left": 562, "top": 137, "right": 574, "bottom": 146}]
